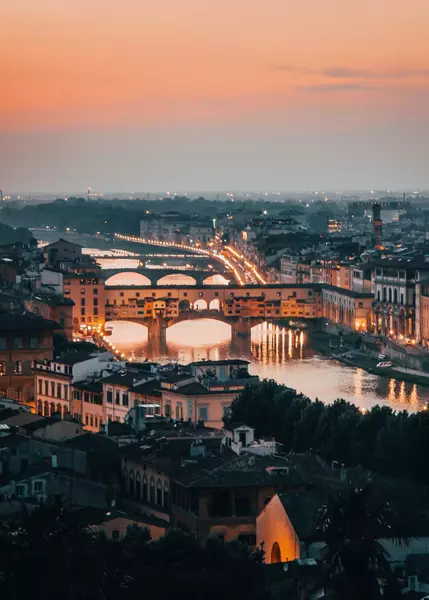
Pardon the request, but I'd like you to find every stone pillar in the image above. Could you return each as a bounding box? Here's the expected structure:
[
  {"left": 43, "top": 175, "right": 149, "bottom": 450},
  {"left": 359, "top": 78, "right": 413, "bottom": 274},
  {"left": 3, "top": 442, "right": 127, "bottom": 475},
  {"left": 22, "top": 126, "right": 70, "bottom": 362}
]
[
  {"left": 231, "top": 317, "right": 252, "bottom": 352},
  {"left": 147, "top": 316, "right": 167, "bottom": 357}
]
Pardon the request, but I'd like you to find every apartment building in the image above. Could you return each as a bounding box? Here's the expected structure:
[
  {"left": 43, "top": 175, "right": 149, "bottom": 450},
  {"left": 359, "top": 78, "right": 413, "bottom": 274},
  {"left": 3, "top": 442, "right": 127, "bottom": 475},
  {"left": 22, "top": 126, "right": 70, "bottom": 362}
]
[{"left": 63, "top": 272, "right": 105, "bottom": 333}]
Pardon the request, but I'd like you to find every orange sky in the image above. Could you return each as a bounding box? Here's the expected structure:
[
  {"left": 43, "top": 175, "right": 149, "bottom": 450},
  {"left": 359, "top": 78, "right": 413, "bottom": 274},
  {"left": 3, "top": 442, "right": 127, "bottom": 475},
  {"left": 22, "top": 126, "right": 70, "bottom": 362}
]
[{"left": 1, "top": 0, "right": 429, "bottom": 190}]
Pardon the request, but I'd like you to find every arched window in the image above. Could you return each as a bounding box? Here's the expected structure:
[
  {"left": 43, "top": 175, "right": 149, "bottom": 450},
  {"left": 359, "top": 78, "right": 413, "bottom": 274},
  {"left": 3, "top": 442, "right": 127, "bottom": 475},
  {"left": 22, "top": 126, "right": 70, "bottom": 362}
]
[
  {"left": 388, "top": 288, "right": 392, "bottom": 303},
  {"left": 149, "top": 477, "right": 155, "bottom": 504},
  {"left": 163, "top": 481, "right": 169, "bottom": 509},
  {"left": 377, "top": 290, "right": 380, "bottom": 301},
  {"left": 56, "top": 403, "right": 62, "bottom": 416},
  {"left": 394, "top": 289, "right": 398, "bottom": 304},
  {"left": 37, "top": 400, "right": 43, "bottom": 415},
  {"left": 43, "top": 401, "right": 49, "bottom": 416},
  {"left": 123, "top": 468, "right": 128, "bottom": 493},
  {"left": 129, "top": 469, "right": 135, "bottom": 497},
  {"left": 383, "top": 287, "right": 387, "bottom": 301},
  {"left": 142, "top": 474, "right": 148, "bottom": 501},
  {"left": 271, "top": 542, "right": 281, "bottom": 564},
  {"left": 50, "top": 402, "right": 55, "bottom": 415},
  {"left": 135, "top": 472, "right": 141, "bottom": 500},
  {"left": 157, "top": 479, "right": 163, "bottom": 506},
  {"left": 14, "top": 361, "right": 23, "bottom": 375},
  {"left": 165, "top": 403, "right": 171, "bottom": 418},
  {"left": 175, "top": 403, "right": 183, "bottom": 420},
  {"left": 0, "top": 361, "right": 6, "bottom": 376}
]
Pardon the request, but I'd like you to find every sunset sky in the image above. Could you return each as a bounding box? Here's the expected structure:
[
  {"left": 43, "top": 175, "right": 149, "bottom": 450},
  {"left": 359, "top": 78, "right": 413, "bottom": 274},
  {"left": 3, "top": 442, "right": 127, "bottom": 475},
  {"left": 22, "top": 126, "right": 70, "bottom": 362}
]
[{"left": 1, "top": 0, "right": 429, "bottom": 192}]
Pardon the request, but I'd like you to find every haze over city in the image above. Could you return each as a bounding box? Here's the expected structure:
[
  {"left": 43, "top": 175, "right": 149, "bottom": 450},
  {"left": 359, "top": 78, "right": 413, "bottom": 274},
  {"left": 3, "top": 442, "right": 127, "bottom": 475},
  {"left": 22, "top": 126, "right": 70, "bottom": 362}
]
[{"left": 2, "top": 0, "right": 429, "bottom": 192}]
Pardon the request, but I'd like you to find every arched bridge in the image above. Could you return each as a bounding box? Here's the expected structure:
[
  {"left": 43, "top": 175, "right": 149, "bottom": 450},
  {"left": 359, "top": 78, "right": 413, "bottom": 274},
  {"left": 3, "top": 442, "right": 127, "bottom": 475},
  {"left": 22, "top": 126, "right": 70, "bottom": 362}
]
[{"left": 103, "top": 268, "right": 230, "bottom": 287}]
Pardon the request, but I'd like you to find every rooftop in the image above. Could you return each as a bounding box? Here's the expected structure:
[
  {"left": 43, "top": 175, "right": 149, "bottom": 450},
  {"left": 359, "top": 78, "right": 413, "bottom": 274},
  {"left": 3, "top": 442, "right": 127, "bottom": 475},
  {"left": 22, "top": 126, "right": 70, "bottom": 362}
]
[{"left": 0, "top": 312, "right": 60, "bottom": 332}]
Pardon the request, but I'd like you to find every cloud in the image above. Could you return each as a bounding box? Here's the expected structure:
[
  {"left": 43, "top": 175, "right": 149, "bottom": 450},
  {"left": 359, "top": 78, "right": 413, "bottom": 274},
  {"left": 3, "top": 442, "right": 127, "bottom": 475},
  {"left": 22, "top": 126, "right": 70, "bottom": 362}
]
[
  {"left": 299, "top": 83, "right": 379, "bottom": 92},
  {"left": 322, "top": 67, "right": 429, "bottom": 79},
  {"left": 275, "top": 65, "right": 429, "bottom": 80}
]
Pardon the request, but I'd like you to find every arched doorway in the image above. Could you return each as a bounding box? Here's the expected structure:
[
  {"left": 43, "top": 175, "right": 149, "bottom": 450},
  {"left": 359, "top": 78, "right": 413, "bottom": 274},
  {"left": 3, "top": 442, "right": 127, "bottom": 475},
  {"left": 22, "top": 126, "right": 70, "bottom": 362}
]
[
  {"left": 271, "top": 542, "right": 281, "bottom": 564},
  {"left": 194, "top": 299, "right": 208, "bottom": 311},
  {"left": 179, "top": 299, "right": 191, "bottom": 311}
]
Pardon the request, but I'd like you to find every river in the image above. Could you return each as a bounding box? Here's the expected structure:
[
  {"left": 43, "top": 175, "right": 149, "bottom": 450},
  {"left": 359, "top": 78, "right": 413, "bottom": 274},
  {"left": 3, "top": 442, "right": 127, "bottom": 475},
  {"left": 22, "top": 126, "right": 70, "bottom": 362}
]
[
  {"left": 106, "top": 319, "right": 429, "bottom": 412},
  {"left": 84, "top": 243, "right": 429, "bottom": 412}
]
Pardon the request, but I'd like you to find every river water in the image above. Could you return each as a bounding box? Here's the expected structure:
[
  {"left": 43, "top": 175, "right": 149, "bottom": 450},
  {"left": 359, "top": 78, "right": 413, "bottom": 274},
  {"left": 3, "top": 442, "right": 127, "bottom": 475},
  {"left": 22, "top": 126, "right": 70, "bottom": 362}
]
[
  {"left": 81, "top": 244, "right": 429, "bottom": 412},
  {"left": 107, "top": 319, "right": 429, "bottom": 412}
]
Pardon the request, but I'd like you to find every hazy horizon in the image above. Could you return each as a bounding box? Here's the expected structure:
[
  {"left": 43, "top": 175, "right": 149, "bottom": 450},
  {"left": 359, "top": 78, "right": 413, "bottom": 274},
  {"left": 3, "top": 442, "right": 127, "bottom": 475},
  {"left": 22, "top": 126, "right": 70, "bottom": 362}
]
[{"left": 2, "top": 0, "right": 429, "bottom": 192}]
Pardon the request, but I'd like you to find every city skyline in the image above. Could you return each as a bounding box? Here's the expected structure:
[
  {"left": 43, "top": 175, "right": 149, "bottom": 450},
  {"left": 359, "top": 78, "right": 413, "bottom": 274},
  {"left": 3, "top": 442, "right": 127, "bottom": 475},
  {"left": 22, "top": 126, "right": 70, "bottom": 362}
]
[{"left": 2, "top": 0, "right": 429, "bottom": 191}]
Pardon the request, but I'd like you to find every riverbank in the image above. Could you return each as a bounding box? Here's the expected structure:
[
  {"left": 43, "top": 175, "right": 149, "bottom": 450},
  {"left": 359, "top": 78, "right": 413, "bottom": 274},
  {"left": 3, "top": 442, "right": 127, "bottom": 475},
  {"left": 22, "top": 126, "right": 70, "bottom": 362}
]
[{"left": 308, "top": 330, "right": 429, "bottom": 388}]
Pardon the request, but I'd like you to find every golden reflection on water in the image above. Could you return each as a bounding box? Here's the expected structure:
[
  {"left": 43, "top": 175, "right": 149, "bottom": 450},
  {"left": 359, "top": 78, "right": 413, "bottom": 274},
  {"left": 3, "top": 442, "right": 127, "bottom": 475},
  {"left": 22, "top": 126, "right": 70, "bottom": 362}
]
[{"left": 107, "top": 319, "right": 429, "bottom": 411}]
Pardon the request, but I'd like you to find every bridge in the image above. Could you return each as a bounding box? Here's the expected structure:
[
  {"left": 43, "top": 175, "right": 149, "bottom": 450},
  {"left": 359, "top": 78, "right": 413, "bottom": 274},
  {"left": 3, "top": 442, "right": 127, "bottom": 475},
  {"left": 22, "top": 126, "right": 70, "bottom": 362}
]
[
  {"left": 103, "top": 268, "right": 228, "bottom": 286},
  {"left": 103, "top": 282, "right": 324, "bottom": 353}
]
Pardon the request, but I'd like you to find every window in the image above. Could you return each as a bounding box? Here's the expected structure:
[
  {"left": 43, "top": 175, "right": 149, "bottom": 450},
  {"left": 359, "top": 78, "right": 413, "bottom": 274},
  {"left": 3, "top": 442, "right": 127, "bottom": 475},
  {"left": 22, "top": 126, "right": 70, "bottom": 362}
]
[
  {"left": 14, "top": 361, "right": 23, "bottom": 375},
  {"left": 33, "top": 481, "right": 44, "bottom": 493},
  {"left": 16, "top": 485, "right": 25, "bottom": 497},
  {"left": 0, "top": 337, "right": 6, "bottom": 350},
  {"left": 64, "top": 385, "right": 68, "bottom": 401},
  {"left": 94, "top": 307, "right": 98, "bottom": 316},
  {"left": 120, "top": 292, "right": 124, "bottom": 297},
  {"left": 0, "top": 361, "right": 7, "bottom": 377},
  {"left": 93, "top": 298, "right": 98, "bottom": 307},
  {"left": 165, "top": 403, "right": 171, "bottom": 417},
  {"left": 107, "top": 390, "right": 113, "bottom": 404},
  {"left": 163, "top": 481, "right": 169, "bottom": 508},
  {"left": 85, "top": 415, "right": 89, "bottom": 425},
  {"left": 175, "top": 403, "right": 183, "bottom": 420},
  {"left": 81, "top": 298, "right": 86, "bottom": 306},
  {"left": 112, "top": 530, "right": 120, "bottom": 541},
  {"left": 93, "top": 288, "right": 98, "bottom": 295},
  {"left": 44, "top": 380, "right": 49, "bottom": 395},
  {"left": 84, "top": 392, "right": 90, "bottom": 403},
  {"left": 51, "top": 382, "right": 55, "bottom": 397},
  {"left": 38, "top": 378, "right": 42, "bottom": 394},
  {"left": 222, "top": 404, "right": 231, "bottom": 419},
  {"left": 123, "top": 393, "right": 129, "bottom": 407},
  {"left": 157, "top": 479, "right": 163, "bottom": 506},
  {"left": 149, "top": 477, "right": 155, "bottom": 504},
  {"left": 80, "top": 289, "right": 86, "bottom": 295},
  {"left": 30, "top": 336, "right": 39, "bottom": 348},
  {"left": 80, "top": 308, "right": 86, "bottom": 316},
  {"left": 115, "top": 391, "right": 120, "bottom": 405},
  {"left": 14, "top": 336, "right": 23, "bottom": 349},
  {"left": 56, "top": 383, "right": 62, "bottom": 399},
  {"left": 198, "top": 405, "right": 208, "bottom": 421},
  {"left": 90, "top": 415, "right": 94, "bottom": 427}
]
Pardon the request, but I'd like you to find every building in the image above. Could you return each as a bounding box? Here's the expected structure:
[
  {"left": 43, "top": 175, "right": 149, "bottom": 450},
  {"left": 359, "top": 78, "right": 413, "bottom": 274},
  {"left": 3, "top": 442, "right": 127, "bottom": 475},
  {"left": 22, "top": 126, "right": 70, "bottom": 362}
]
[
  {"left": 101, "top": 369, "right": 152, "bottom": 424},
  {"left": 120, "top": 428, "right": 318, "bottom": 545},
  {"left": 321, "top": 285, "right": 373, "bottom": 332},
  {"left": 372, "top": 258, "right": 429, "bottom": 337},
  {"left": 0, "top": 312, "right": 58, "bottom": 406},
  {"left": 43, "top": 239, "right": 82, "bottom": 266},
  {"left": 189, "top": 223, "right": 213, "bottom": 246},
  {"left": 34, "top": 352, "right": 118, "bottom": 422},
  {"left": 24, "top": 293, "right": 74, "bottom": 340},
  {"left": 63, "top": 272, "right": 106, "bottom": 333}
]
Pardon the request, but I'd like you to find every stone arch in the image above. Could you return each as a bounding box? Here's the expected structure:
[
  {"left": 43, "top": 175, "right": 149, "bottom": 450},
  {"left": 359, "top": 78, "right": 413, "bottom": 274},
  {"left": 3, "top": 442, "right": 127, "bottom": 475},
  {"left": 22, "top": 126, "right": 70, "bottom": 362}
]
[
  {"left": 142, "top": 474, "right": 148, "bottom": 501},
  {"left": 105, "top": 272, "right": 151, "bottom": 286},
  {"left": 179, "top": 299, "right": 191, "bottom": 311},
  {"left": 271, "top": 541, "right": 281, "bottom": 564},
  {"left": 129, "top": 469, "right": 135, "bottom": 496},
  {"left": 157, "top": 273, "right": 196, "bottom": 286},
  {"left": 135, "top": 471, "right": 141, "bottom": 500},
  {"left": 157, "top": 478, "right": 163, "bottom": 506},
  {"left": 149, "top": 477, "right": 155, "bottom": 504},
  {"left": 194, "top": 299, "right": 208, "bottom": 311},
  {"left": 203, "top": 274, "right": 230, "bottom": 286},
  {"left": 208, "top": 298, "right": 221, "bottom": 311}
]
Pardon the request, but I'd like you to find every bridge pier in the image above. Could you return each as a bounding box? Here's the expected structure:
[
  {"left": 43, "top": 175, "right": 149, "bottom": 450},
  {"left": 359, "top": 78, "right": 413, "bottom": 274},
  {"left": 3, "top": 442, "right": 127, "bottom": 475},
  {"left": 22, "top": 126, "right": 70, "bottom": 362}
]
[
  {"left": 231, "top": 318, "right": 252, "bottom": 353},
  {"left": 147, "top": 316, "right": 168, "bottom": 357}
]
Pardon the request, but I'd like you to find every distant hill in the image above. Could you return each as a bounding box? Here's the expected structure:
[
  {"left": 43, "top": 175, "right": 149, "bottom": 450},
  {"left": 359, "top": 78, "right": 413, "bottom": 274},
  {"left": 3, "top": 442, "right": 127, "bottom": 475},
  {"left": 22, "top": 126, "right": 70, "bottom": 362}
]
[{"left": 0, "top": 222, "right": 35, "bottom": 246}]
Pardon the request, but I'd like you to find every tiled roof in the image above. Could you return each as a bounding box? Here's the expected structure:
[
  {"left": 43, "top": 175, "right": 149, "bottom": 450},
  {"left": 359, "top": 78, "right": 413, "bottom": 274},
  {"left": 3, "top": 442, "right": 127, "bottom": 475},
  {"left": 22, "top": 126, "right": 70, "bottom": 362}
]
[{"left": 0, "top": 312, "right": 60, "bottom": 331}]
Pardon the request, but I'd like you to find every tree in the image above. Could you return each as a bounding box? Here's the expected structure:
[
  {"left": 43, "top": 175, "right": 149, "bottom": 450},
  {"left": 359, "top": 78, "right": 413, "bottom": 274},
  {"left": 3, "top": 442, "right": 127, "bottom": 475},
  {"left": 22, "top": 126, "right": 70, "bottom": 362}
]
[{"left": 317, "top": 484, "right": 408, "bottom": 600}]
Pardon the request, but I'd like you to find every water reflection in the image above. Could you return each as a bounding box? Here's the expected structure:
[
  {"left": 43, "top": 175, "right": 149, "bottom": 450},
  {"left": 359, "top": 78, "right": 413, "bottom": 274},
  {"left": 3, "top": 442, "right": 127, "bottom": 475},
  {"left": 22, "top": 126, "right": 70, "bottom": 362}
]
[{"left": 106, "top": 319, "right": 429, "bottom": 411}]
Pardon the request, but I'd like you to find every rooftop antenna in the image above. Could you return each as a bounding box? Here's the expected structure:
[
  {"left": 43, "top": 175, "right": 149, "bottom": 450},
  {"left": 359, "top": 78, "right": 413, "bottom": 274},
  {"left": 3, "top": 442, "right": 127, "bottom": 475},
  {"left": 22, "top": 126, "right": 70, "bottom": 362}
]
[{"left": 87, "top": 187, "right": 91, "bottom": 202}]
